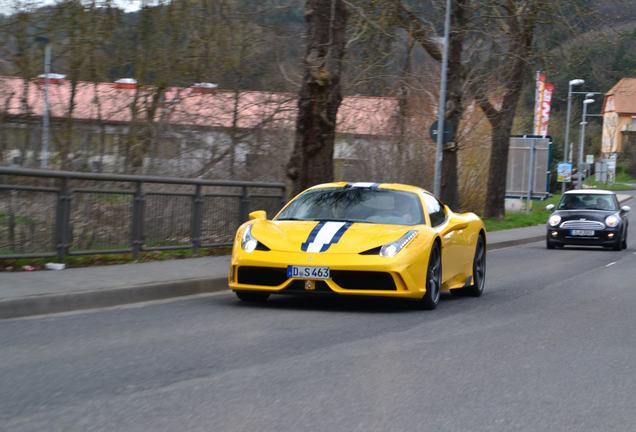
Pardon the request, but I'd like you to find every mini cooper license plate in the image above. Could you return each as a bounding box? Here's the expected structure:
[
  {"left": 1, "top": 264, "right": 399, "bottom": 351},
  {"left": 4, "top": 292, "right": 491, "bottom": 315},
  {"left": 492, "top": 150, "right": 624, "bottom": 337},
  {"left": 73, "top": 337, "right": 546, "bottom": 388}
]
[
  {"left": 571, "top": 229, "right": 595, "bottom": 236},
  {"left": 287, "top": 265, "right": 330, "bottom": 279}
]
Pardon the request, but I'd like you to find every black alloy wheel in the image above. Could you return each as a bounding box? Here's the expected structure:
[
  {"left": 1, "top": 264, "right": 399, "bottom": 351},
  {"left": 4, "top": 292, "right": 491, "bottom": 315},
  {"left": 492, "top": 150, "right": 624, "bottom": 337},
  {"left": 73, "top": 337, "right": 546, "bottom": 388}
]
[
  {"left": 235, "top": 291, "right": 270, "bottom": 303},
  {"left": 465, "top": 235, "right": 486, "bottom": 297},
  {"left": 419, "top": 243, "right": 441, "bottom": 310}
]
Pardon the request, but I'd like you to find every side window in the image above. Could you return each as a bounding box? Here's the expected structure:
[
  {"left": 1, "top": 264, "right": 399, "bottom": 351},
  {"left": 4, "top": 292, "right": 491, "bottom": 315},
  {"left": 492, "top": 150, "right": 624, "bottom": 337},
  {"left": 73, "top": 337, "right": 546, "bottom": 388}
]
[{"left": 422, "top": 193, "right": 446, "bottom": 227}]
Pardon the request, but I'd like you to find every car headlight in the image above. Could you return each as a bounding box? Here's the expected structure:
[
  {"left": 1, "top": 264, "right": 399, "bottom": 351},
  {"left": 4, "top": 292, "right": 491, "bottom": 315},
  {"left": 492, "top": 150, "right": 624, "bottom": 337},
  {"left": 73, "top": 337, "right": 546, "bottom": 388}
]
[
  {"left": 548, "top": 215, "right": 561, "bottom": 227},
  {"left": 241, "top": 224, "right": 258, "bottom": 253},
  {"left": 380, "top": 230, "right": 417, "bottom": 257},
  {"left": 605, "top": 215, "right": 619, "bottom": 228}
]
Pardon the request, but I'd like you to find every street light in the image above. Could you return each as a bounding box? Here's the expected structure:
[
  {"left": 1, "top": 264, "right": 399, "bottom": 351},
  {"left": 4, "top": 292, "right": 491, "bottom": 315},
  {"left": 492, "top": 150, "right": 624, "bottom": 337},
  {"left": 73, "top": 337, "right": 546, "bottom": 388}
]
[
  {"left": 576, "top": 96, "right": 595, "bottom": 189},
  {"left": 562, "top": 78, "right": 584, "bottom": 193}
]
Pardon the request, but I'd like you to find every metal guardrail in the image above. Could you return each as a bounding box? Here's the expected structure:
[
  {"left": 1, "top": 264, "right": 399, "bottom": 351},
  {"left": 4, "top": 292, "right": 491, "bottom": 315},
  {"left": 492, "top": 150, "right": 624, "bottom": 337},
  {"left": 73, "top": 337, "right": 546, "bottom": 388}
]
[{"left": 0, "top": 167, "right": 286, "bottom": 260}]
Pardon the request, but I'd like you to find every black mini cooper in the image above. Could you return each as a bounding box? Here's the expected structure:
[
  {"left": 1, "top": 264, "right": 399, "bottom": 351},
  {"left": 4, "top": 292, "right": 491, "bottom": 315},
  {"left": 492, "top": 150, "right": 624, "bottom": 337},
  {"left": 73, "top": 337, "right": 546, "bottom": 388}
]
[{"left": 546, "top": 190, "right": 630, "bottom": 250}]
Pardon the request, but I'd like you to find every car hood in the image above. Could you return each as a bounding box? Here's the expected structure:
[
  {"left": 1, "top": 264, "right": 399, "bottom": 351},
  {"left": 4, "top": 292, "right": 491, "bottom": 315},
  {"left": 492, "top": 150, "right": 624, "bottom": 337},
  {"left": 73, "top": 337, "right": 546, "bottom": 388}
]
[
  {"left": 553, "top": 210, "right": 617, "bottom": 223},
  {"left": 250, "top": 220, "right": 418, "bottom": 253}
]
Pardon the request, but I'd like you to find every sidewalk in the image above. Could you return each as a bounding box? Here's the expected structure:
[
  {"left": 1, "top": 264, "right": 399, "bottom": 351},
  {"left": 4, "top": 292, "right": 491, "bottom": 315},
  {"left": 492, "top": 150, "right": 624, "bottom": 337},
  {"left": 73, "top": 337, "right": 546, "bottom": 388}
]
[{"left": 1, "top": 192, "right": 631, "bottom": 319}]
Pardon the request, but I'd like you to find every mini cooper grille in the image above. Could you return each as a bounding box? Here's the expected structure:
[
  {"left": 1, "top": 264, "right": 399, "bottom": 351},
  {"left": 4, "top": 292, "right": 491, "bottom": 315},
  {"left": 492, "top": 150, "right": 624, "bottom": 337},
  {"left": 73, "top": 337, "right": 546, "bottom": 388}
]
[
  {"left": 237, "top": 266, "right": 287, "bottom": 286},
  {"left": 559, "top": 220, "right": 605, "bottom": 230},
  {"left": 331, "top": 271, "right": 396, "bottom": 290}
]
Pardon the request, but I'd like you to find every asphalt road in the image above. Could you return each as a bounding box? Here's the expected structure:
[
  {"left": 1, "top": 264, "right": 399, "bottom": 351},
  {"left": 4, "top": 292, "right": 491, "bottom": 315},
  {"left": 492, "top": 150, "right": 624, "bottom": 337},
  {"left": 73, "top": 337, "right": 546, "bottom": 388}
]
[{"left": 2, "top": 199, "right": 636, "bottom": 432}]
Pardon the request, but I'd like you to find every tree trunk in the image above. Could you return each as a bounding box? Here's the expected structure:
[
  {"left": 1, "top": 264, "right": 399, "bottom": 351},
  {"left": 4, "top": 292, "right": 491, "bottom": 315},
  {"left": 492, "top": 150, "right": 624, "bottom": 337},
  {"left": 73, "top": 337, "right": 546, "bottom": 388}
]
[
  {"left": 439, "top": 0, "right": 468, "bottom": 209},
  {"left": 397, "top": 0, "right": 468, "bottom": 208},
  {"left": 287, "top": 0, "right": 348, "bottom": 197},
  {"left": 483, "top": 112, "right": 513, "bottom": 218}
]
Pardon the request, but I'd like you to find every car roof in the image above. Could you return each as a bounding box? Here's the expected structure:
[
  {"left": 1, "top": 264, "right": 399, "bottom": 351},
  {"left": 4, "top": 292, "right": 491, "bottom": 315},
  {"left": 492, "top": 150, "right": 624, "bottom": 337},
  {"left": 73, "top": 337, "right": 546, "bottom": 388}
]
[
  {"left": 307, "top": 182, "right": 426, "bottom": 194},
  {"left": 563, "top": 189, "right": 615, "bottom": 195}
]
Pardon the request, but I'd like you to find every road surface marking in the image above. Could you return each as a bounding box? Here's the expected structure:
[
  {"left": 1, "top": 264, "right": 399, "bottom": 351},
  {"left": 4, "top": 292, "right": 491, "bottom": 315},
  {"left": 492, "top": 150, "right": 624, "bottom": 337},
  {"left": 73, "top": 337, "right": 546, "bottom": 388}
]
[{"left": 606, "top": 262, "right": 616, "bottom": 268}]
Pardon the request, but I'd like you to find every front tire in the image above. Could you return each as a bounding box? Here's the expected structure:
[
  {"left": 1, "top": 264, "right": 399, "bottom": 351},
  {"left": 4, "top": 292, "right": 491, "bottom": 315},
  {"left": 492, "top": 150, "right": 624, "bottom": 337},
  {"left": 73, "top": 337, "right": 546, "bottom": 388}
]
[
  {"left": 621, "top": 227, "right": 628, "bottom": 250},
  {"left": 235, "top": 291, "right": 270, "bottom": 303},
  {"left": 546, "top": 239, "right": 556, "bottom": 249},
  {"left": 465, "top": 235, "right": 486, "bottom": 297},
  {"left": 418, "top": 243, "right": 441, "bottom": 310}
]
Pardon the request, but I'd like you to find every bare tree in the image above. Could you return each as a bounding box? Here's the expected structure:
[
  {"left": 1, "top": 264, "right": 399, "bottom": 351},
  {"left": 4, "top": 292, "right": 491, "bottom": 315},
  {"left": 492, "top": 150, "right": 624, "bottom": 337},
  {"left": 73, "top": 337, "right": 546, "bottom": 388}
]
[{"left": 287, "top": 0, "right": 348, "bottom": 196}]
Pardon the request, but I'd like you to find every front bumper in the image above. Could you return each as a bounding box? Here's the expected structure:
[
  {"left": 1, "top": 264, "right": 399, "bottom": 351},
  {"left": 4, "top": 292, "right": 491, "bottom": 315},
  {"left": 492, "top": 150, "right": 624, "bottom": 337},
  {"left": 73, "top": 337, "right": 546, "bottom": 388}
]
[
  {"left": 546, "top": 226, "right": 621, "bottom": 246},
  {"left": 228, "top": 249, "right": 429, "bottom": 300}
]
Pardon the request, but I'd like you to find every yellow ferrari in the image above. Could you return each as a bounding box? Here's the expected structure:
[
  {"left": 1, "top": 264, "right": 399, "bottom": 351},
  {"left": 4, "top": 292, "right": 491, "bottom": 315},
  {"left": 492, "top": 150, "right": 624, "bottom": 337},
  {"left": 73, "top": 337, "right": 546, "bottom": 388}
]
[{"left": 229, "top": 182, "right": 486, "bottom": 309}]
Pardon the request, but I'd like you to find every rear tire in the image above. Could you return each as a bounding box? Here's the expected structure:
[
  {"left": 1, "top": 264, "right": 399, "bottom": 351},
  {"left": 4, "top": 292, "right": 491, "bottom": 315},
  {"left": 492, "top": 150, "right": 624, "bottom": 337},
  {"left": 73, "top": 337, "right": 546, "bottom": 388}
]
[
  {"left": 235, "top": 291, "right": 270, "bottom": 303},
  {"left": 418, "top": 243, "right": 441, "bottom": 310}
]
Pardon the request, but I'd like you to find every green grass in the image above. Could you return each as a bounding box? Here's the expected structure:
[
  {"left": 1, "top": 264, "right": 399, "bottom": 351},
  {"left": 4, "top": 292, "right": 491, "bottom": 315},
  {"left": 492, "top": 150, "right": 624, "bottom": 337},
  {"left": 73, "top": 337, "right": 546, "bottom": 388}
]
[
  {"left": 0, "top": 246, "right": 232, "bottom": 272},
  {"left": 583, "top": 168, "right": 636, "bottom": 191},
  {"left": 483, "top": 194, "right": 561, "bottom": 232}
]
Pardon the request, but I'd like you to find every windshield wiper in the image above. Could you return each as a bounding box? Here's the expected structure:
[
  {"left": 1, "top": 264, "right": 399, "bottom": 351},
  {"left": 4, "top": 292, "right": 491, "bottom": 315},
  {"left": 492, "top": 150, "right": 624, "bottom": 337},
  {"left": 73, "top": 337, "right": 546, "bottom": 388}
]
[{"left": 276, "top": 217, "right": 309, "bottom": 221}]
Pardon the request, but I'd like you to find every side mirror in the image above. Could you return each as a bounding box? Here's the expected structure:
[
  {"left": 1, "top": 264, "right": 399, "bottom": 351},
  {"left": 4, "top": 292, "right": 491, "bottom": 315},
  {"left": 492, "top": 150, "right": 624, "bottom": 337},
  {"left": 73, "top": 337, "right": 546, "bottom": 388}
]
[
  {"left": 621, "top": 205, "right": 631, "bottom": 214},
  {"left": 546, "top": 204, "right": 555, "bottom": 211},
  {"left": 249, "top": 210, "right": 267, "bottom": 220}
]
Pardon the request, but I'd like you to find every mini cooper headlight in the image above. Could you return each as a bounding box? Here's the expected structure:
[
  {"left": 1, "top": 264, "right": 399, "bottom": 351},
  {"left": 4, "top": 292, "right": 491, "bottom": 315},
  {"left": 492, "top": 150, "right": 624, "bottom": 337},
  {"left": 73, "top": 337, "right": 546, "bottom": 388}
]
[
  {"left": 380, "top": 230, "right": 417, "bottom": 257},
  {"left": 548, "top": 215, "right": 561, "bottom": 227},
  {"left": 241, "top": 224, "right": 258, "bottom": 253},
  {"left": 605, "top": 215, "right": 619, "bottom": 228}
]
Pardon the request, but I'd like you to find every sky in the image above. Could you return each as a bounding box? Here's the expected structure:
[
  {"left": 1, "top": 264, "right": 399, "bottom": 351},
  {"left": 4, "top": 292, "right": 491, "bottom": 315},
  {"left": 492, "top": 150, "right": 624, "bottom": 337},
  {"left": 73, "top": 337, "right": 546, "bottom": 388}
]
[{"left": 0, "top": 0, "right": 147, "bottom": 16}]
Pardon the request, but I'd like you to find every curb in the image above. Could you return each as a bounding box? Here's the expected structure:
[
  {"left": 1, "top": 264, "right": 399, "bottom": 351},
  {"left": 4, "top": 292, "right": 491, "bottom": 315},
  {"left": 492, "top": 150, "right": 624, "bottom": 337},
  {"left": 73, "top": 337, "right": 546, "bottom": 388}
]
[
  {"left": 0, "top": 276, "right": 228, "bottom": 319},
  {"left": 488, "top": 235, "right": 545, "bottom": 250}
]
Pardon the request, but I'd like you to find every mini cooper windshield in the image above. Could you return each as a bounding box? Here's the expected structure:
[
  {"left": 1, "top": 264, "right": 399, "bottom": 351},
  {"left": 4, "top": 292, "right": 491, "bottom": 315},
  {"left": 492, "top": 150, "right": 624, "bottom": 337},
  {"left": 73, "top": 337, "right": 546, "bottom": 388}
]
[
  {"left": 557, "top": 193, "right": 619, "bottom": 211},
  {"left": 276, "top": 187, "right": 425, "bottom": 225}
]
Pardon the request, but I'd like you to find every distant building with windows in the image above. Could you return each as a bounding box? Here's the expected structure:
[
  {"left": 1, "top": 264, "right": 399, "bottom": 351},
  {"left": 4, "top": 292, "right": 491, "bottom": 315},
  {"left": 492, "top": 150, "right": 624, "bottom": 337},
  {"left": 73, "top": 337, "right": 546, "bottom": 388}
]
[{"left": 602, "top": 78, "right": 636, "bottom": 154}]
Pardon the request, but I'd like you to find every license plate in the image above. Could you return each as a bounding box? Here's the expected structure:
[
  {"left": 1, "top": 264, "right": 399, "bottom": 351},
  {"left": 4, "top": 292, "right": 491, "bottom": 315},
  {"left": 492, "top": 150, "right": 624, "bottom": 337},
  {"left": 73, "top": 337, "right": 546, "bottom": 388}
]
[
  {"left": 571, "top": 229, "right": 595, "bottom": 236},
  {"left": 287, "top": 265, "right": 330, "bottom": 280}
]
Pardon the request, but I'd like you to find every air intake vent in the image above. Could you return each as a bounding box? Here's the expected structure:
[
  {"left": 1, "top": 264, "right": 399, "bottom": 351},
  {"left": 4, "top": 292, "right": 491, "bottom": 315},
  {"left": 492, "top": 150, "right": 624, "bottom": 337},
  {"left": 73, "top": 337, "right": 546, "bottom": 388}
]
[
  {"left": 237, "top": 266, "right": 287, "bottom": 286},
  {"left": 331, "top": 271, "right": 396, "bottom": 290}
]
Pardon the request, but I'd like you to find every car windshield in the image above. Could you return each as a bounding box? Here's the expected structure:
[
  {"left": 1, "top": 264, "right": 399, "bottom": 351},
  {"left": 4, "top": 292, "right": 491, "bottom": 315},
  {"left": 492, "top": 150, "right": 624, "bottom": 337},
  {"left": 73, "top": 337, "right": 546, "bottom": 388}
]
[
  {"left": 557, "top": 193, "right": 619, "bottom": 211},
  {"left": 276, "top": 187, "right": 425, "bottom": 225}
]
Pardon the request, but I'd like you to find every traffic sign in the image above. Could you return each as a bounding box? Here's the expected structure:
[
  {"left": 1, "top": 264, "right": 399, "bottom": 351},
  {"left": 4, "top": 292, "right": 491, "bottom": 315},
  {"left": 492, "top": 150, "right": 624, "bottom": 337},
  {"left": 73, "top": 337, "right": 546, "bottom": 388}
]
[{"left": 429, "top": 118, "right": 457, "bottom": 145}]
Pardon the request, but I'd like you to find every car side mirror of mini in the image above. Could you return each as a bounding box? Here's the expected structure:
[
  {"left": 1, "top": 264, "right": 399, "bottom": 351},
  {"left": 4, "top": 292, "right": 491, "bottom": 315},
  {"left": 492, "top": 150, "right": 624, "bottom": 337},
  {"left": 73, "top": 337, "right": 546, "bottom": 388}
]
[
  {"left": 621, "top": 205, "right": 631, "bottom": 214},
  {"left": 546, "top": 204, "right": 555, "bottom": 212},
  {"left": 249, "top": 210, "right": 267, "bottom": 220}
]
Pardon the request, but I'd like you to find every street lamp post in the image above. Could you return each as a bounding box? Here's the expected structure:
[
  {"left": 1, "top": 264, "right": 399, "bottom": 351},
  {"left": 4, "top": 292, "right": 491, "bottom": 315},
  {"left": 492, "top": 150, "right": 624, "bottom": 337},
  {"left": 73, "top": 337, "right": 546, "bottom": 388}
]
[
  {"left": 562, "top": 78, "right": 584, "bottom": 193},
  {"left": 576, "top": 96, "right": 595, "bottom": 189},
  {"left": 433, "top": 0, "right": 451, "bottom": 198}
]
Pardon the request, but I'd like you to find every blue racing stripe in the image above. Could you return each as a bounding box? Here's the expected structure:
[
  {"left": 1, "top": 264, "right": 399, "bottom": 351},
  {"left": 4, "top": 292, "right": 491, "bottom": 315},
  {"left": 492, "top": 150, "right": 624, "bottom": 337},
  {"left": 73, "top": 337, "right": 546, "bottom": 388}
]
[
  {"left": 301, "top": 221, "right": 325, "bottom": 251},
  {"left": 319, "top": 222, "right": 352, "bottom": 252}
]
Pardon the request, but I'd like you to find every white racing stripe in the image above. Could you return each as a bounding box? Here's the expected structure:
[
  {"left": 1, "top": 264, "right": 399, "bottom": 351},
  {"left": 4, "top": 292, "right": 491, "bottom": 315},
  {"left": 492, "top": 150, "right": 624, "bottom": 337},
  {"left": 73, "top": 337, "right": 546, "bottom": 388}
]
[
  {"left": 305, "top": 222, "right": 347, "bottom": 253},
  {"left": 349, "top": 182, "right": 378, "bottom": 188}
]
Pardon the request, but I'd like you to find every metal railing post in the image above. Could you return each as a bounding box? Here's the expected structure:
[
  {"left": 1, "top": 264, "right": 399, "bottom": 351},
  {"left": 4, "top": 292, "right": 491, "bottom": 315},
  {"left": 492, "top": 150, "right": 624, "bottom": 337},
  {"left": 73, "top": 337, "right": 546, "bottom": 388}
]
[
  {"left": 279, "top": 187, "right": 287, "bottom": 209},
  {"left": 131, "top": 181, "right": 145, "bottom": 259},
  {"left": 191, "top": 184, "right": 203, "bottom": 252},
  {"left": 239, "top": 186, "right": 249, "bottom": 224},
  {"left": 55, "top": 177, "right": 71, "bottom": 261}
]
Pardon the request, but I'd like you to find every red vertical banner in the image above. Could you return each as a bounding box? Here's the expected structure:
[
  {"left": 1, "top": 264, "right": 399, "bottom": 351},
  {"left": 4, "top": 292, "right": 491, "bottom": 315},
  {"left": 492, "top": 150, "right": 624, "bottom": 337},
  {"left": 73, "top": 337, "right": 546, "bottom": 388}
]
[
  {"left": 533, "top": 72, "right": 546, "bottom": 135},
  {"left": 538, "top": 83, "right": 555, "bottom": 136}
]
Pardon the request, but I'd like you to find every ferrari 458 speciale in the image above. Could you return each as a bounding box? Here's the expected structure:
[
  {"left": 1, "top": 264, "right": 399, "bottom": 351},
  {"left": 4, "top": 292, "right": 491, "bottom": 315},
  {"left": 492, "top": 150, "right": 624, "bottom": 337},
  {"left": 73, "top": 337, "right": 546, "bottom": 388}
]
[{"left": 229, "top": 182, "right": 486, "bottom": 309}]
